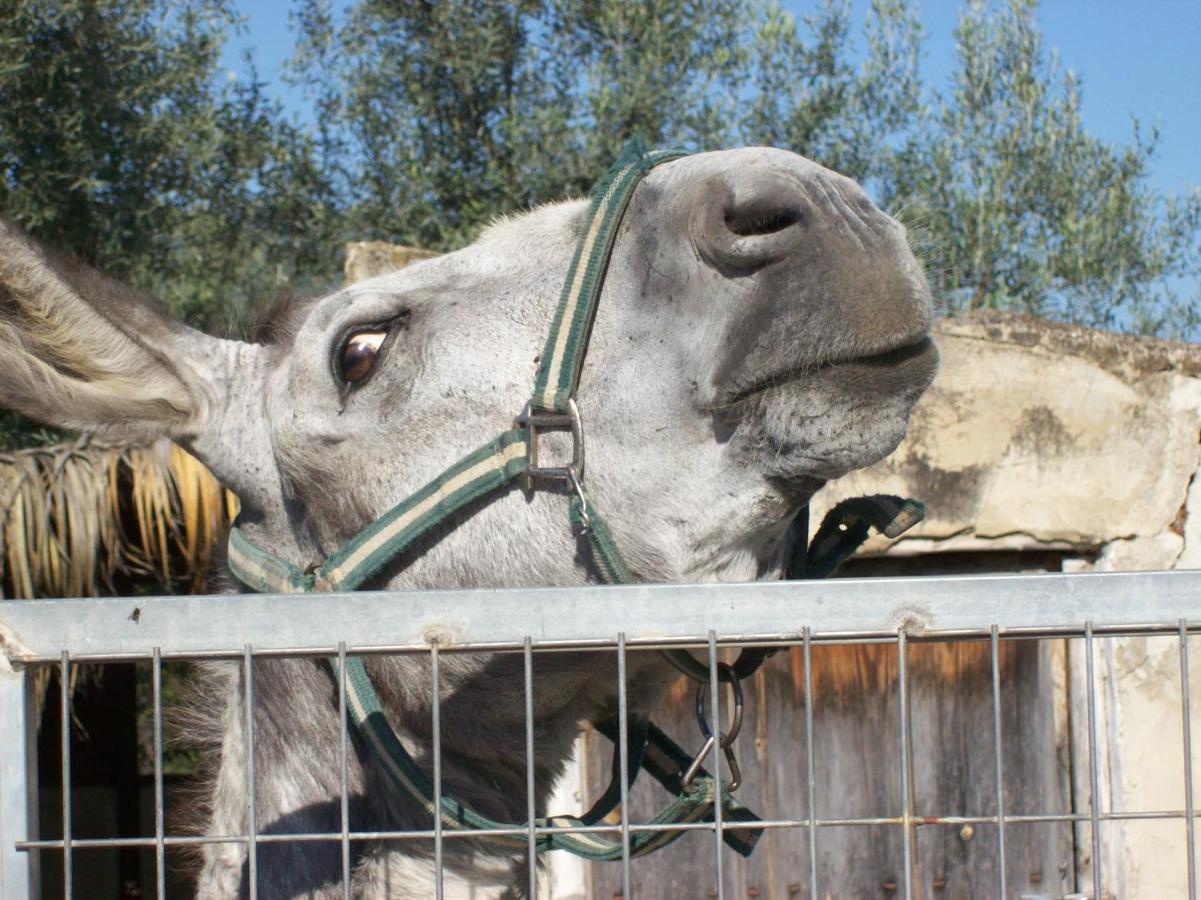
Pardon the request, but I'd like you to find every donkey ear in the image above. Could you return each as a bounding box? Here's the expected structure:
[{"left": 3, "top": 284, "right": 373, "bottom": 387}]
[{"left": 0, "top": 219, "right": 246, "bottom": 444}]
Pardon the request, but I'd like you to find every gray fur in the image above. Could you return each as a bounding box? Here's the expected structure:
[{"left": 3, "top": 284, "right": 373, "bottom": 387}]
[{"left": 0, "top": 148, "right": 938, "bottom": 897}]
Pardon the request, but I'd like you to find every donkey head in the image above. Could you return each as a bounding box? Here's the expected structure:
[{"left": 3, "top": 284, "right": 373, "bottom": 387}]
[{"left": 0, "top": 147, "right": 936, "bottom": 590}]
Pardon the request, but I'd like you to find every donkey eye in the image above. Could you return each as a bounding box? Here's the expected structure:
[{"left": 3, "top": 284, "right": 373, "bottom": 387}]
[{"left": 338, "top": 330, "right": 387, "bottom": 384}]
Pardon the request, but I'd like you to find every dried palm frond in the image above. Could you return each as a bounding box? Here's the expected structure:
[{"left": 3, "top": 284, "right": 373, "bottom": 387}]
[{"left": 0, "top": 438, "right": 238, "bottom": 600}]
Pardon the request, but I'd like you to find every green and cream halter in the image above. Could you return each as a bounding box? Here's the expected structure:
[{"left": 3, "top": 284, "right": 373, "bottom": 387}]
[
  {"left": 228, "top": 137, "right": 675, "bottom": 598},
  {"left": 225, "top": 139, "right": 765, "bottom": 860},
  {"left": 225, "top": 138, "right": 924, "bottom": 861}
]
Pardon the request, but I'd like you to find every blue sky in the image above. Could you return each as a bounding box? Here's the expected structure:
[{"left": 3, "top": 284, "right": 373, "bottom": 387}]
[
  {"left": 224, "top": 1, "right": 1199, "bottom": 200},
  {"left": 827, "top": 0, "right": 1199, "bottom": 197}
]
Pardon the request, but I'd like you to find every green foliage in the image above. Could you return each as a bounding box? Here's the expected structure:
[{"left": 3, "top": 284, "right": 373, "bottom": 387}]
[
  {"left": 295, "top": 0, "right": 1198, "bottom": 337},
  {"left": 742, "top": 0, "right": 924, "bottom": 181},
  {"left": 879, "top": 0, "right": 1201, "bottom": 336},
  {"left": 291, "top": 0, "right": 749, "bottom": 249},
  {"left": 0, "top": 0, "right": 344, "bottom": 337},
  {"left": 0, "top": 0, "right": 348, "bottom": 447}
]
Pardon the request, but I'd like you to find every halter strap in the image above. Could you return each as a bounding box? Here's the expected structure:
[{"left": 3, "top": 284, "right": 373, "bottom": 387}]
[
  {"left": 532, "top": 142, "right": 686, "bottom": 413},
  {"left": 228, "top": 428, "right": 529, "bottom": 594},
  {"left": 225, "top": 139, "right": 764, "bottom": 861},
  {"left": 336, "top": 653, "right": 759, "bottom": 860}
]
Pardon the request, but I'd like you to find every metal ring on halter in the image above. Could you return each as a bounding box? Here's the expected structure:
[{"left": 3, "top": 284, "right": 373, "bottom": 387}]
[
  {"left": 680, "top": 663, "right": 745, "bottom": 791},
  {"left": 695, "top": 663, "right": 744, "bottom": 748},
  {"left": 517, "top": 398, "right": 585, "bottom": 484}
]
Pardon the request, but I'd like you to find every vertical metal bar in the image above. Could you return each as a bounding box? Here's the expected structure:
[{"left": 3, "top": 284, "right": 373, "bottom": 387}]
[
  {"left": 524, "top": 637, "right": 537, "bottom": 900},
  {"left": 0, "top": 664, "right": 36, "bottom": 898},
  {"left": 617, "top": 633, "right": 632, "bottom": 899},
  {"left": 1084, "top": 622, "right": 1102, "bottom": 900},
  {"left": 244, "top": 645, "right": 257, "bottom": 900},
  {"left": 897, "top": 632, "right": 913, "bottom": 900},
  {"left": 338, "top": 643, "right": 351, "bottom": 900},
  {"left": 989, "top": 628, "right": 1007, "bottom": 900},
  {"left": 60, "top": 651, "right": 72, "bottom": 900},
  {"left": 153, "top": 649, "right": 166, "bottom": 900},
  {"left": 803, "top": 628, "right": 818, "bottom": 900},
  {"left": 708, "top": 631, "right": 725, "bottom": 900},
  {"left": 1181, "top": 621, "right": 1197, "bottom": 900},
  {"left": 432, "top": 643, "right": 444, "bottom": 900}
]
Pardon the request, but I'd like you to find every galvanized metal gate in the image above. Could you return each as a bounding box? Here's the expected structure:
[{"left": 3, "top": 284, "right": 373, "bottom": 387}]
[{"left": 2, "top": 571, "right": 1199, "bottom": 898}]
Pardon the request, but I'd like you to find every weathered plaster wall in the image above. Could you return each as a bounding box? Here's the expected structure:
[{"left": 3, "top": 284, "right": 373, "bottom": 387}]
[{"left": 817, "top": 313, "right": 1201, "bottom": 563}]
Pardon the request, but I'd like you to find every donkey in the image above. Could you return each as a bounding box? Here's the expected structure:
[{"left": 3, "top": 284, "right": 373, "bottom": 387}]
[{"left": 0, "top": 147, "right": 938, "bottom": 897}]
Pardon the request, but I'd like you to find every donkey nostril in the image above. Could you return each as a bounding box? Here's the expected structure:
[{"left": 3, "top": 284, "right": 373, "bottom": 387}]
[
  {"left": 723, "top": 205, "right": 803, "bottom": 237},
  {"left": 698, "top": 177, "right": 809, "bottom": 272}
]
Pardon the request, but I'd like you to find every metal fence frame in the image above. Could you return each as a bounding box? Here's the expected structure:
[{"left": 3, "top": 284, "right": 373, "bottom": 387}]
[{"left": 2, "top": 569, "right": 1200, "bottom": 899}]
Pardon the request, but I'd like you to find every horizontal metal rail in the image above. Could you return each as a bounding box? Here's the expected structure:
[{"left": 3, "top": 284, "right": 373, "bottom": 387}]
[
  {"left": 5, "top": 569, "right": 1201, "bottom": 898},
  {"left": 15, "top": 806, "right": 1201, "bottom": 851},
  {"left": 3, "top": 569, "right": 1201, "bottom": 662}
]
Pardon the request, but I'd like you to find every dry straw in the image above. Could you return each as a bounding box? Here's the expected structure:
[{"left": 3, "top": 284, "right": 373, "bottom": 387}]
[{"left": 0, "top": 438, "right": 237, "bottom": 600}]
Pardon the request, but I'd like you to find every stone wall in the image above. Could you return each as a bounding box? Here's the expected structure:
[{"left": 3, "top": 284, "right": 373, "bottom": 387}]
[
  {"left": 344, "top": 240, "right": 439, "bottom": 284},
  {"left": 819, "top": 312, "right": 1201, "bottom": 572}
]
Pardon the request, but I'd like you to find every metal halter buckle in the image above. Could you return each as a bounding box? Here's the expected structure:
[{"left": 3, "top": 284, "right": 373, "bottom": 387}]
[{"left": 517, "top": 398, "right": 585, "bottom": 485}]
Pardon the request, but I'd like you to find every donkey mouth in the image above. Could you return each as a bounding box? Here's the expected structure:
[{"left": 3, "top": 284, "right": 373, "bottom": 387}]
[{"left": 716, "top": 335, "right": 937, "bottom": 409}]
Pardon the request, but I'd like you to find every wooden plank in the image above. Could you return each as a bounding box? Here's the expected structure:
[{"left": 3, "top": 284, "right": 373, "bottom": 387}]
[{"left": 578, "top": 638, "right": 1072, "bottom": 898}]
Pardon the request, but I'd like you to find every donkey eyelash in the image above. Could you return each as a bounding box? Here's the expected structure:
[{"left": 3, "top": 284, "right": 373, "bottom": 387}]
[{"left": 332, "top": 312, "right": 410, "bottom": 392}]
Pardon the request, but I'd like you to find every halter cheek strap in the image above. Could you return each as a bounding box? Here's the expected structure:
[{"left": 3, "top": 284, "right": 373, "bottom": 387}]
[
  {"left": 229, "top": 138, "right": 684, "bottom": 597},
  {"left": 228, "top": 428, "right": 531, "bottom": 595},
  {"left": 225, "top": 138, "right": 766, "bottom": 860}
]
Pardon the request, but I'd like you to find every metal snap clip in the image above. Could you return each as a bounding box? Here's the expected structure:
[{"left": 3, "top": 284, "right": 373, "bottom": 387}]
[{"left": 680, "top": 663, "right": 744, "bottom": 792}]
